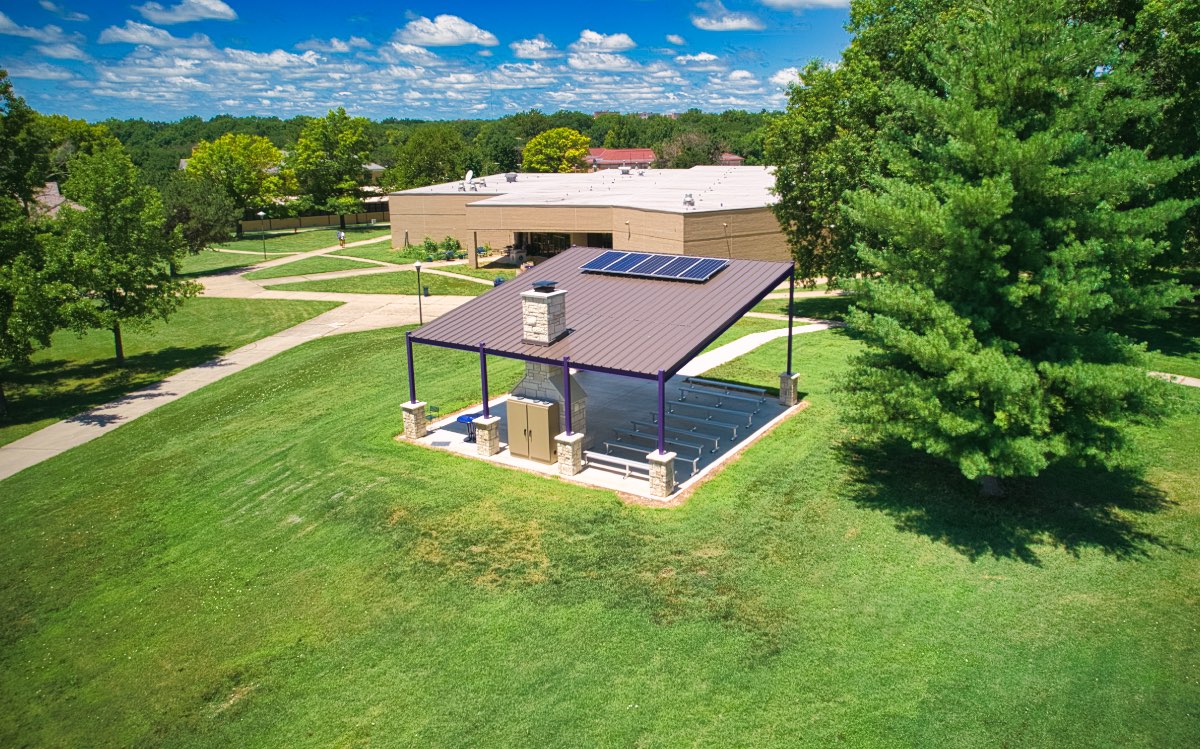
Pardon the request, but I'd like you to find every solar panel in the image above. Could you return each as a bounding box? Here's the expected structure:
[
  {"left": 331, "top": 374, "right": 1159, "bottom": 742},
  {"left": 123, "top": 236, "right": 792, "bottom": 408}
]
[
  {"left": 628, "top": 255, "right": 675, "bottom": 275},
  {"left": 658, "top": 256, "right": 703, "bottom": 277},
  {"left": 679, "top": 258, "right": 728, "bottom": 281},
  {"left": 580, "top": 251, "right": 729, "bottom": 283},
  {"left": 579, "top": 250, "right": 627, "bottom": 272},
  {"left": 606, "top": 252, "right": 652, "bottom": 273}
]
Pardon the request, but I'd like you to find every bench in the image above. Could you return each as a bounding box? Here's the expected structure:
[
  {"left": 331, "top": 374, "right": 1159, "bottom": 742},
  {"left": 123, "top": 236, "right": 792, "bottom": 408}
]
[
  {"left": 603, "top": 441, "right": 701, "bottom": 477},
  {"left": 613, "top": 428, "right": 706, "bottom": 456},
  {"left": 630, "top": 419, "right": 720, "bottom": 451},
  {"left": 684, "top": 377, "right": 768, "bottom": 402},
  {"left": 669, "top": 401, "right": 754, "bottom": 428},
  {"left": 678, "top": 386, "right": 762, "bottom": 413},
  {"left": 584, "top": 450, "right": 650, "bottom": 480},
  {"left": 650, "top": 411, "right": 739, "bottom": 440}
]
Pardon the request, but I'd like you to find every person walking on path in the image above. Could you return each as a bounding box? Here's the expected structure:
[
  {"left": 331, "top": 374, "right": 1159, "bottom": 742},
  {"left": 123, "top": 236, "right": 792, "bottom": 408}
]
[{"left": 337, "top": 230, "right": 346, "bottom": 248}]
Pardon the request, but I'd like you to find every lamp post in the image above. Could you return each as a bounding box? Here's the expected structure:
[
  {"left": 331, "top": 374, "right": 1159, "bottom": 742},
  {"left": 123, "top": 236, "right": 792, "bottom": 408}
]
[
  {"left": 414, "top": 260, "right": 423, "bottom": 325},
  {"left": 256, "top": 211, "right": 266, "bottom": 260}
]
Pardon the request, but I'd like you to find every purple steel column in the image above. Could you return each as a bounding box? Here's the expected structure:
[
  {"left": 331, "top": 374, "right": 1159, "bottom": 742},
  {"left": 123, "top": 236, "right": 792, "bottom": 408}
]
[
  {"left": 787, "top": 266, "right": 795, "bottom": 374},
  {"left": 405, "top": 331, "right": 416, "bottom": 404},
  {"left": 479, "top": 342, "right": 490, "bottom": 418},
  {"left": 657, "top": 369, "right": 666, "bottom": 454},
  {"left": 562, "top": 356, "right": 572, "bottom": 435}
]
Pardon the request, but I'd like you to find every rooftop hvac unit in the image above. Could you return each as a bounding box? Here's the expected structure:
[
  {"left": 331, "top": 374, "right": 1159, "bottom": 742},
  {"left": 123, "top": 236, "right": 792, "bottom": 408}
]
[
  {"left": 619, "top": 165, "right": 631, "bottom": 175},
  {"left": 683, "top": 193, "right": 695, "bottom": 206}
]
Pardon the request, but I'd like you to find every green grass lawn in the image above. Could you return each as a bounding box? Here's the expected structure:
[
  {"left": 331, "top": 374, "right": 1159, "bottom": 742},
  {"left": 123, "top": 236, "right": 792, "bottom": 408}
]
[
  {"left": 700, "top": 316, "right": 788, "bottom": 354},
  {"left": 1119, "top": 300, "right": 1200, "bottom": 379},
  {"left": 0, "top": 297, "right": 337, "bottom": 446},
  {"left": 214, "top": 225, "right": 391, "bottom": 254},
  {"left": 440, "top": 262, "right": 520, "bottom": 282},
  {"left": 331, "top": 243, "right": 420, "bottom": 264},
  {"left": 753, "top": 294, "right": 855, "bottom": 320},
  {"left": 1, "top": 322, "right": 1197, "bottom": 747},
  {"left": 176, "top": 250, "right": 294, "bottom": 278},
  {"left": 265, "top": 270, "right": 489, "bottom": 296},
  {"left": 242, "top": 255, "right": 377, "bottom": 281}
]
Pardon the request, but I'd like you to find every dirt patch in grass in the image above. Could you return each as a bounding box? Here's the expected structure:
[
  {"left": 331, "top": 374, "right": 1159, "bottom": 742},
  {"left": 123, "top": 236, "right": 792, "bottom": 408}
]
[{"left": 412, "top": 501, "right": 551, "bottom": 589}]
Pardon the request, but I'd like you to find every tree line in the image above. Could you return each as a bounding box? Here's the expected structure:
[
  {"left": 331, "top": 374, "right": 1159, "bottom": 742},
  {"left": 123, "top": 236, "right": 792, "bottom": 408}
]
[
  {"left": 105, "top": 108, "right": 771, "bottom": 192},
  {"left": 1, "top": 70, "right": 198, "bottom": 416},
  {"left": 767, "top": 0, "right": 1197, "bottom": 493}
]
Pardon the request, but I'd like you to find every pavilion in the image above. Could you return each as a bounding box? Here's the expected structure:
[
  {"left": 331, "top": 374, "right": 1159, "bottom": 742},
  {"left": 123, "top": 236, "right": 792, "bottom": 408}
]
[{"left": 400, "top": 245, "right": 802, "bottom": 498}]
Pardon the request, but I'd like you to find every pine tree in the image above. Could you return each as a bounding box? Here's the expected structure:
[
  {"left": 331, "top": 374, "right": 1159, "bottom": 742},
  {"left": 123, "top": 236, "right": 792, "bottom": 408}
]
[{"left": 842, "top": 0, "right": 1196, "bottom": 493}]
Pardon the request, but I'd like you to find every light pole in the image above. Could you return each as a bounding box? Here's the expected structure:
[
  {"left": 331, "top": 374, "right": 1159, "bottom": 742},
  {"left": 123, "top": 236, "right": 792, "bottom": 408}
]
[
  {"left": 256, "top": 211, "right": 267, "bottom": 260},
  {"left": 414, "top": 260, "right": 423, "bottom": 325}
]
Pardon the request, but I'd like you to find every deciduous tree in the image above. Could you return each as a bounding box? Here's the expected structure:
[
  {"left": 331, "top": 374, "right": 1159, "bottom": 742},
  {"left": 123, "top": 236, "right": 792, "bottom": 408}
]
[
  {"left": 521, "top": 127, "right": 589, "bottom": 173},
  {"left": 384, "top": 125, "right": 472, "bottom": 189},
  {"left": 56, "top": 146, "right": 199, "bottom": 365},
  {"left": 185, "top": 133, "right": 283, "bottom": 223},
  {"left": 841, "top": 0, "right": 1195, "bottom": 493},
  {"left": 653, "top": 131, "right": 722, "bottom": 169},
  {"left": 161, "top": 171, "right": 239, "bottom": 255},
  {"left": 288, "top": 108, "right": 371, "bottom": 227}
]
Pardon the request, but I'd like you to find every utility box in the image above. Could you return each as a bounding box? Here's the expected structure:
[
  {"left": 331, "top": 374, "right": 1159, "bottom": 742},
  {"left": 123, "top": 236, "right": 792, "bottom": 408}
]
[{"left": 506, "top": 398, "right": 560, "bottom": 464}]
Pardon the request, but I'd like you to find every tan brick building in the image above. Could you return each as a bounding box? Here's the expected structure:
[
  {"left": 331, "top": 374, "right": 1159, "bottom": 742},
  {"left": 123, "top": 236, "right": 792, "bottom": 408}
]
[{"left": 388, "top": 165, "right": 790, "bottom": 266}]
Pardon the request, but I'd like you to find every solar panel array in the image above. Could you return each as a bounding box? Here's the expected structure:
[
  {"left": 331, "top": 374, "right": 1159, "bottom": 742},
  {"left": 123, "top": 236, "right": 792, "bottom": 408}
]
[{"left": 580, "top": 251, "right": 730, "bottom": 283}]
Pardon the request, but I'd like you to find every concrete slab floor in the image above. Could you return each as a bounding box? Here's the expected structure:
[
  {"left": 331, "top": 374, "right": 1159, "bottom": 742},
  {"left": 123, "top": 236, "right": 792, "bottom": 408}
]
[{"left": 406, "top": 370, "right": 800, "bottom": 501}]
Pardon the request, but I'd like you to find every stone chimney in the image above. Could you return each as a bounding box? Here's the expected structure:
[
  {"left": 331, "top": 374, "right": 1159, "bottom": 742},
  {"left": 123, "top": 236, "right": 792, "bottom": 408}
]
[{"left": 521, "top": 281, "right": 567, "bottom": 345}]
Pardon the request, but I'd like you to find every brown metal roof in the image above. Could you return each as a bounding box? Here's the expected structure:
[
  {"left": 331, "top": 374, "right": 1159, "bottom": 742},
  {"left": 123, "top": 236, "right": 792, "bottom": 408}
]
[{"left": 410, "top": 246, "right": 793, "bottom": 379}]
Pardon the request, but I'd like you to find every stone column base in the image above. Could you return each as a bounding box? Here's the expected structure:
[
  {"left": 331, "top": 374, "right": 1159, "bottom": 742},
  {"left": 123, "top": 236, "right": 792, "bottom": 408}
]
[
  {"left": 647, "top": 450, "right": 677, "bottom": 498},
  {"left": 556, "top": 432, "right": 585, "bottom": 476},
  {"left": 401, "top": 401, "right": 427, "bottom": 439},
  {"left": 475, "top": 415, "right": 502, "bottom": 456},
  {"left": 779, "top": 372, "right": 801, "bottom": 407}
]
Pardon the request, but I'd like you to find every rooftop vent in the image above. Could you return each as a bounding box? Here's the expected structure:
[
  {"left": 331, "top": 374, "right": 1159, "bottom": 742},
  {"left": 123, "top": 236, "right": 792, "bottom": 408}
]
[
  {"left": 531, "top": 280, "right": 559, "bottom": 293},
  {"left": 683, "top": 193, "right": 695, "bottom": 206},
  {"left": 619, "top": 165, "right": 631, "bottom": 175},
  {"left": 505, "top": 172, "right": 517, "bottom": 183}
]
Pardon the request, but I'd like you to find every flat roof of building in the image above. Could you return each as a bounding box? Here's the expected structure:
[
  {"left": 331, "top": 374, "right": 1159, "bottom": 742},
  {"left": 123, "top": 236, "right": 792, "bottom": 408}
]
[
  {"left": 390, "top": 165, "right": 775, "bottom": 214},
  {"left": 410, "top": 245, "right": 793, "bottom": 379}
]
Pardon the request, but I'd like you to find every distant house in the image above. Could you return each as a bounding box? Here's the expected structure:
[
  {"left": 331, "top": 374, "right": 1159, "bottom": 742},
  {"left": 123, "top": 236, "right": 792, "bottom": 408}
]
[
  {"left": 587, "top": 148, "right": 747, "bottom": 170},
  {"left": 363, "top": 162, "right": 386, "bottom": 185},
  {"left": 586, "top": 148, "right": 656, "bottom": 170},
  {"left": 31, "top": 182, "right": 81, "bottom": 218}
]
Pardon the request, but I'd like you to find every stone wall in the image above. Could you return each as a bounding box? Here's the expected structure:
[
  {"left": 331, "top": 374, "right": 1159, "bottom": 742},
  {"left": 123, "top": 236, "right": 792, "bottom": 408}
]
[{"left": 512, "top": 362, "right": 589, "bottom": 446}]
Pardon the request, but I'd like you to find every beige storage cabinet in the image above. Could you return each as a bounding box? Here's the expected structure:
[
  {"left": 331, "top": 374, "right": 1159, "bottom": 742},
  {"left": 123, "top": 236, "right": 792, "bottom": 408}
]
[{"left": 506, "top": 398, "right": 560, "bottom": 464}]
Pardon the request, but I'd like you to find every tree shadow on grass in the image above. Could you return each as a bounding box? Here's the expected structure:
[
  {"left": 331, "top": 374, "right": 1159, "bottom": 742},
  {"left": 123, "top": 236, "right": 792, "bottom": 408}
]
[
  {"left": 3, "top": 345, "right": 224, "bottom": 435},
  {"left": 839, "top": 440, "right": 1177, "bottom": 565}
]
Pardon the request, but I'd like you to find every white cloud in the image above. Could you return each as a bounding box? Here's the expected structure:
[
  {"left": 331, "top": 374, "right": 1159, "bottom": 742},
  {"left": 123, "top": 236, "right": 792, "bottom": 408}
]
[
  {"left": 567, "top": 52, "right": 640, "bottom": 72},
  {"left": 692, "top": 1, "right": 764, "bottom": 31},
  {"left": 5, "top": 62, "right": 77, "bottom": 80},
  {"left": 760, "top": 0, "right": 850, "bottom": 8},
  {"left": 379, "top": 42, "right": 442, "bottom": 66},
  {"left": 38, "top": 1, "right": 88, "bottom": 22},
  {"left": 295, "top": 36, "right": 370, "bottom": 53},
  {"left": 0, "top": 11, "right": 77, "bottom": 42},
  {"left": 35, "top": 42, "right": 89, "bottom": 60},
  {"left": 666, "top": 34, "right": 686, "bottom": 45},
  {"left": 675, "top": 51, "right": 724, "bottom": 71},
  {"left": 99, "top": 21, "right": 212, "bottom": 49},
  {"left": 570, "top": 29, "right": 636, "bottom": 51},
  {"left": 769, "top": 66, "right": 800, "bottom": 85},
  {"left": 729, "top": 69, "right": 755, "bottom": 81},
  {"left": 510, "top": 35, "right": 560, "bottom": 59},
  {"left": 395, "top": 15, "right": 498, "bottom": 47},
  {"left": 135, "top": 0, "right": 237, "bottom": 24}
]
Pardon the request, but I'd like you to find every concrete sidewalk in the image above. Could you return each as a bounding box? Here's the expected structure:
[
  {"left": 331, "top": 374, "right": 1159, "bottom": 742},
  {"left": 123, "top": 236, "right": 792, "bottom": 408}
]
[{"left": 0, "top": 294, "right": 471, "bottom": 482}]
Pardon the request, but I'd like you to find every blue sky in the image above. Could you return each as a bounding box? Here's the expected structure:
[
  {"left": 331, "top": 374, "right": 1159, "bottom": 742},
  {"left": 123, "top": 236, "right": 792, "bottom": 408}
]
[{"left": 1, "top": 0, "right": 852, "bottom": 121}]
